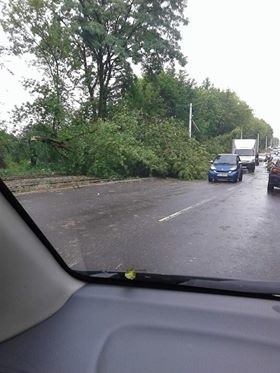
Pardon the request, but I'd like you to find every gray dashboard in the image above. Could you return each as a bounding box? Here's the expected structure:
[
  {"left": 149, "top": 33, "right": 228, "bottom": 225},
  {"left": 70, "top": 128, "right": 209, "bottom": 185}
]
[{"left": 1, "top": 284, "right": 280, "bottom": 373}]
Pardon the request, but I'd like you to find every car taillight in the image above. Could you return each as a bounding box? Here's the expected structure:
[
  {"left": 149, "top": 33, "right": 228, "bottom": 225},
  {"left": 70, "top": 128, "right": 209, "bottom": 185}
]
[{"left": 271, "top": 168, "right": 280, "bottom": 173}]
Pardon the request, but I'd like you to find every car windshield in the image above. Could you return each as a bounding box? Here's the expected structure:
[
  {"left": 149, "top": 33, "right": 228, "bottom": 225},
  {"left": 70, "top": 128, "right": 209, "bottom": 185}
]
[
  {"left": 234, "top": 149, "right": 254, "bottom": 156},
  {"left": 213, "top": 155, "right": 237, "bottom": 165},
  {"left": 1, "top": 0, "right": 280, "bottom": 289}
]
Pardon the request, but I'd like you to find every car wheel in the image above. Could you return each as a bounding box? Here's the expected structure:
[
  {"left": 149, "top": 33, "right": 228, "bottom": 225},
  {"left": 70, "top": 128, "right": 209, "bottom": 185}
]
[
  {"left": 208, "top": 176, "right": 212, "bottom": 182},
  {"left": 267, "top": 184, "right": 274, "bottom": 193}
]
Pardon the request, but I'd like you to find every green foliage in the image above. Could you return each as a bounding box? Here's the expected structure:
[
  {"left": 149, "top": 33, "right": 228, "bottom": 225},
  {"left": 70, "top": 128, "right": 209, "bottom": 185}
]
[
  {"left": 136, "top": 116, "right": 209, "bottom": 179},
  {"left": 0, "top": 0, "right": 276, "bottom": 180},
  {"left": 203, "top": 131, "right": 237, "bottom": 158},
  {"left": 51, "top": 109, "right": 210, "bottom": 180},
  {"left": 191, "top": 87, "right": 251, "bottom": 139},
  {"left": 273, "top": 138, "right": 279, "bottom": 147},
  {"left": 190, "top": 84, "right": 274, "bottom": 148},
  {"left": 242, "top": 117, "right": 273, "bottom": 150},
  {"left": 0, "top": 129, "right": 18, "bottom": 168},
  {"left": 2, "top": 0, "right": 188, "bottom": 119},
  {"left": 126, "top": 70, "right": 194, "bottom": 120}
]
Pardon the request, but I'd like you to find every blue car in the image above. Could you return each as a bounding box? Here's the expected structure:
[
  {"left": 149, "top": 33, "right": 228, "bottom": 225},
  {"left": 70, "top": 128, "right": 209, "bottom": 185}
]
[{"left": 208, "top": 154, "right": 243, "bottom": 183}]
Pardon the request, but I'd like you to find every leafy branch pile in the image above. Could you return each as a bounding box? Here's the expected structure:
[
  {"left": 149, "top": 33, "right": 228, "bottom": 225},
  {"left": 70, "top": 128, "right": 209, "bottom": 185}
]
[{"left": 0, "top": 0, "right": 276, "bottom": 179}]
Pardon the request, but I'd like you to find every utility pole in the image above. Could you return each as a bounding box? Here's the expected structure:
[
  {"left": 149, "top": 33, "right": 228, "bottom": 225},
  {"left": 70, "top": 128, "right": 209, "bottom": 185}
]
[
  {"left": 240, "top": 128, "right": 243, "bottom": 139},
  {"left": 188, "top": 103, "right": 192, "bottom": 138},
  {"left": 257, "top": 133, "right": 260, "bottom": 153},
  {"left": 265, "top": 136, "right": 268, "bottom": 150}
]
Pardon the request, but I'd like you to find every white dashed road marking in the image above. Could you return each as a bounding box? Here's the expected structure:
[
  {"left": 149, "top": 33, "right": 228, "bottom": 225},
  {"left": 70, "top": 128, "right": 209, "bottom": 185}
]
[{"left": 159, "top": 197, "right": 216, "bottom": 223}]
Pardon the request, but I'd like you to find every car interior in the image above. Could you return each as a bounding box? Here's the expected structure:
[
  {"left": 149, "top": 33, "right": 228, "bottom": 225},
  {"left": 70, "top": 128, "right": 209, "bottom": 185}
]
[{"left": 1, "top": 178, "right": 280, "bottom": 373}]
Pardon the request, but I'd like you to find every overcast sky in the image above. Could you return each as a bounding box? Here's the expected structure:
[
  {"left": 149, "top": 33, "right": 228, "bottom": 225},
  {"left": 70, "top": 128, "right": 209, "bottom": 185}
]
[
  {"left": 183, "top": 0, "right": 280, "bottom": 137},
  {"left": 1, "top": 0, "right": 280, "bottom": 137}
]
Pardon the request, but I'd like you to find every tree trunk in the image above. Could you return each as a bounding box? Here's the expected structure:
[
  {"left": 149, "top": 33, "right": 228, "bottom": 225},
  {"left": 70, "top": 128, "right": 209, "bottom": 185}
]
[{"left": 97, "top": 58, "right": 107, "bottom": 119}]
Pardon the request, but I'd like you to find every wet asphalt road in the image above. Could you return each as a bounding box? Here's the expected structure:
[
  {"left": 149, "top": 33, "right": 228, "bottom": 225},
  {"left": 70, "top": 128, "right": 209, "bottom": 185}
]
[{"left": 19, "top": 164, "right": 280, "bottom": 281}]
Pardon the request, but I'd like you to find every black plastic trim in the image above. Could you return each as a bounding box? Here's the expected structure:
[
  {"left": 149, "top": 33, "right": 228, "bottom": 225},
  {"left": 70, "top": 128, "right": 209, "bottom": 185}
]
[{"left": 1, "top": 177, "right": 280, "bottom": 301}]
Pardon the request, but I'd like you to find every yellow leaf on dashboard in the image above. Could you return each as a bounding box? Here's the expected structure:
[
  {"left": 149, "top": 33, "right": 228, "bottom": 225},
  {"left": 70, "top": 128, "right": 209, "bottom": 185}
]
[{"left": 125, "top": 269, "right": 136, "bottom": 280}]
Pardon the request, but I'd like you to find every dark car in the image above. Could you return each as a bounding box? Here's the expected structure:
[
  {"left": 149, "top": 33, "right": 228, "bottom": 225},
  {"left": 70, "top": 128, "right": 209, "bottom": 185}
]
[
  {"left": 267, "top": 156, "right": 280, "bottom": 172},
  {"left": 208, "top": 154, "right": 243, "bottom": 183},
  {"left": 267, "top": 159, "right": 280, "bottom": 192}
]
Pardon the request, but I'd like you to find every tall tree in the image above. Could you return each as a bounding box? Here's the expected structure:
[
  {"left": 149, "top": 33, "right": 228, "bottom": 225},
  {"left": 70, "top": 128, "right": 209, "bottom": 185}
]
[
  {"left": 125, "top": 70, "right": 195, "bottom": 120},
  {"left": 192, "top": 86, "right": 254, "bottom": 140},
  {"left": 1, "top": 0, "right": 74, "bottom": 134},
  {"left": 1, "top": 0, "right": 188, "bottom": 119}
]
